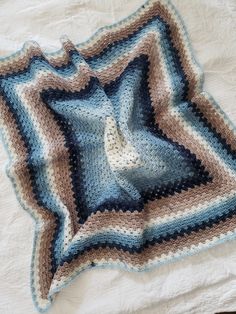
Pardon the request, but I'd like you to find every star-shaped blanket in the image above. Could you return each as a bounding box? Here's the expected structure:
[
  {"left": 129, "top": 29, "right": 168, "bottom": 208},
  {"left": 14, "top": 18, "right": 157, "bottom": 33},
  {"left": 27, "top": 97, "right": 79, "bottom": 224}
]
[{"left": 0, "top": 0, "right": 236, "bottom": 312}]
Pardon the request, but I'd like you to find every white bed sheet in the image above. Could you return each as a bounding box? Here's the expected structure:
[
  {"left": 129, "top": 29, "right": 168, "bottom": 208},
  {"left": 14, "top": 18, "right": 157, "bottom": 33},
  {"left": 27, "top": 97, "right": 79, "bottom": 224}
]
[{"left": 0, "top": 1, "right": 236, "bottom": 313}]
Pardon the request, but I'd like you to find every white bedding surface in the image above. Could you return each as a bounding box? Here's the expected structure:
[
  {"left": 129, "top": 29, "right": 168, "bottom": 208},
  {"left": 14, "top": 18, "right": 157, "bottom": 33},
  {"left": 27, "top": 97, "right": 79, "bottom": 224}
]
[{"left": 0, "top": 1, "right": 236, "bottom": 313}]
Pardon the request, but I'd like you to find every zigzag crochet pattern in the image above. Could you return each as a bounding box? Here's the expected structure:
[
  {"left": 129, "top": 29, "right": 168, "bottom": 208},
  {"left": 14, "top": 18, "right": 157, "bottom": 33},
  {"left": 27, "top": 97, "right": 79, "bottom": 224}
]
[{"left": 0, "top": 0, "right": 236, "bottom": 312}]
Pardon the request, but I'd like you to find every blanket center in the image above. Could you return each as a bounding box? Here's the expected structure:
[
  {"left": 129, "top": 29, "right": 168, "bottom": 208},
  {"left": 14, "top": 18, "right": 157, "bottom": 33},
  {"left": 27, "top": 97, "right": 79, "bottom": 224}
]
[{"left": 104, "top": 116, "right": 142, "bottom": 171}]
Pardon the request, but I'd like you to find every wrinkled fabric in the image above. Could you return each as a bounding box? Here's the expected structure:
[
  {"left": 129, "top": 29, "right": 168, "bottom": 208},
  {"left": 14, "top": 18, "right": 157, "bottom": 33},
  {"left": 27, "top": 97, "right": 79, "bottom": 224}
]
[{"left": 0, "top": 1, "right": 235, "bottom": 314}]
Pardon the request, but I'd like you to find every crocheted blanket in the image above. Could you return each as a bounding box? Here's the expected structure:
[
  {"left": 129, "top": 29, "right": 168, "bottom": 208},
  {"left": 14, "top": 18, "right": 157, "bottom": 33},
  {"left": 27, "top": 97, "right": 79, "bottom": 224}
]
[{"left": 0, "top": 0, "right": 235, "bottom": 312}]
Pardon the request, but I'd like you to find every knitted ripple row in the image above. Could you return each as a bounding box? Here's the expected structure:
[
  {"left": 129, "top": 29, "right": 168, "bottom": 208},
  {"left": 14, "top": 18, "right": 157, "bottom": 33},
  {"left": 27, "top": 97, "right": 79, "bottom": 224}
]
[{"left": 0, "top": 0, "right": 236, "bottom": 312}]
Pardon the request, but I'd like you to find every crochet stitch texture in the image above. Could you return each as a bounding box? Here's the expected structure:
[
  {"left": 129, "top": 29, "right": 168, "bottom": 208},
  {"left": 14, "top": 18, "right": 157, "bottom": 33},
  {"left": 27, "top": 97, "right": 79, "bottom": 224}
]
[{"left": 0, "top": 0, "right": 236, "bottom": 312}]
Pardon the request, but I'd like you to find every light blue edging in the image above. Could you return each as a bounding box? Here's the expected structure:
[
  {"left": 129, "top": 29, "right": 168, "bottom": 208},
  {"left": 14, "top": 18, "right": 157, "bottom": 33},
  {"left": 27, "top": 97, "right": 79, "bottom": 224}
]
[
  {"left": 166, "top": 0, "right": 236, "bottom": 134},
  {"left": 48, "top": 229, "right": 236, "bottom": 298},
  {"left": 0, "top": 128, "right": 51, "bottom": 311}
]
